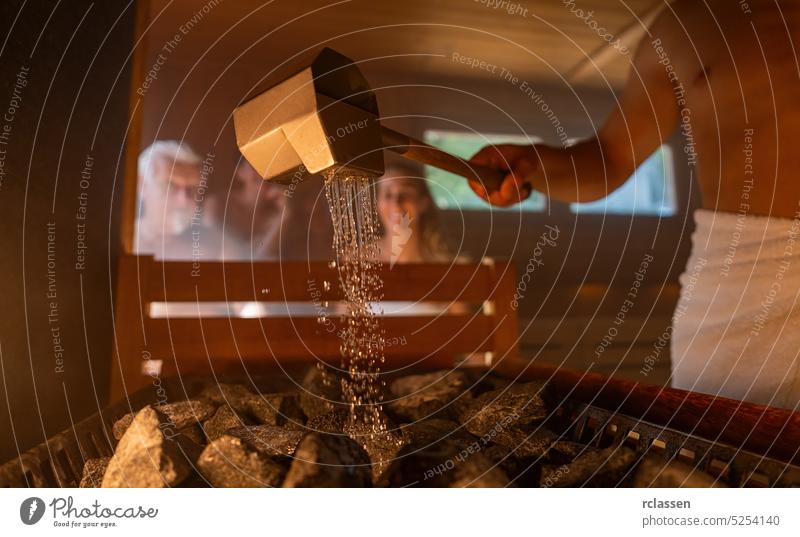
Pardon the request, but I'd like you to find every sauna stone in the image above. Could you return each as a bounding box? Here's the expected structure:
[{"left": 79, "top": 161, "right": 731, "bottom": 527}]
[
  {"left": 480, "top": 443, "right": 512, "bottom": 463},
  {"left": 458, "top": 382, "right": 549, "bottom": 438},
  {"left": 227, "top": 426, "right": 305, "bottom": 457},
  {"left": 491, "top": 426, "right": 558, "bottom": 459},
  {"left": 380, "top": 437, "right": 511, "bottom": 487},
  {"left": 540, "top": 446, "right": 637, "bottom": 487},
  {"left": 447, "top": 454, "right": 512, "bottom": 487},
  {"left": 102, "top": 406, "right": 196, "bottom": 488},
  {"left": 246, "top": 393, "right": 305, "bottom": 427},
  {"left": 298, "top": 365, "right": 345, "bottom": 419},
  {"left": 197, "top": 434, "right": 287, "bottom": 488},
  {"left": 306, "top": 409, "right": 405, "bottom": 479},
  {"left": 198, "top": 382, "right": 254, "bottom": 407},
  {"left": 547, "top": 440, "right": 591, "bottom": 464},
  {"left": 201, "top": 405, "right": 253, "bottom": 441},
  {"left": 275, "top": 393, "right": 306, "bottom": 429},
  {"left": 481, "top": 444, "right": 529, "bottom": 482},
  {"left": 347, "top": 423, "right": 407, "bottom": 484},
  {"left": 306, "top": 409, "right": 349, "bottom": 433},
  {"left": 178, "top": 473, "right": 211, "bottom": 488},
  {"left": 399, "top": 418, "right": 472, "bottom": 445},
  {"left": 112, "top": 400, "right": 216, "bottom": 440},
  {"left": 632, "top": 455, "right": 724, "bottom": 488},
  {"left": 367, "top": 433, "right": 406, "bottom": 484},
  {"left": 482, "top": 439, "right": 561, "bottom": 487},
  {"left": 388, "top": 370, "right": 472, "bottom": 422},
  {"left": 200, "top": 381, "right": 305, "bottom": 427},
  {"left": 111, "top": 415, "right": 134, "bottom": 440},
  {"left": 464, "top": 369, "right": 513, "bottom": 395},
  {"left": 79, "top": 457, "right": 110, "bottom": 488},
  {"left": 179, "top": 424, "right": 205, "bottom": 445},
  {"left": 283, "top": 432, "right": 372, "bottom": 487}
]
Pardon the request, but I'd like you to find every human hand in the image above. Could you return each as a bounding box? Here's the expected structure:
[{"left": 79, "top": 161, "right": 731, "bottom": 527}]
[{"left": 468, "top": 144, "right": 537, "bottom": 207}]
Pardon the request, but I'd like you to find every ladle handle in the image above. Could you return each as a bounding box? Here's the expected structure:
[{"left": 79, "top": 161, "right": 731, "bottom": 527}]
[{"left": 381, "top": 127, "right": 508, "bottom": 193}]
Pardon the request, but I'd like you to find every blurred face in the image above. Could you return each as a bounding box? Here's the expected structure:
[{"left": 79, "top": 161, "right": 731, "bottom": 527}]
[
  {"left": 141, "top": 158, "right": 201, "bottom": 236},
  {"left": 164, "top": 161, "right": 201, "bottom": 209},
  {"left": 377, "top": 175, "right": 429, "bottom": 230},
  {"left": 234, "top": 161, "right": 285, "bottom": 213}
]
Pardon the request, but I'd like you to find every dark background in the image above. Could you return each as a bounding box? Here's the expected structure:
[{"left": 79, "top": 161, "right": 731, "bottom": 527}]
[{"left": 0, "top": 0, "right": 135, "bottom": 463}]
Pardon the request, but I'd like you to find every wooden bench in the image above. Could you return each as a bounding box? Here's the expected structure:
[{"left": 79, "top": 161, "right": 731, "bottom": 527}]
[{"left": 108, "top": 254, "right": 520, "bottom": 401}]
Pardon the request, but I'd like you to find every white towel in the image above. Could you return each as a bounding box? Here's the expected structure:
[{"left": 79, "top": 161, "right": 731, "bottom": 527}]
[{"left": 671, "top": 209, "right": 800, "bottom": 409}]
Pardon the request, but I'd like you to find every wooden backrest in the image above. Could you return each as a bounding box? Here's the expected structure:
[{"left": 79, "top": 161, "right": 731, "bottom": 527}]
[{"left": 108, "top": 254, "right": 519, "bottom": 400}]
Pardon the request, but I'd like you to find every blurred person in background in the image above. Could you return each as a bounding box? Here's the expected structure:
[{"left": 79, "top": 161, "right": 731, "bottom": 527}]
[
  {"left": 135, "top": 140, "right": 223, "bottom": 260},
  {"left": 375, "top": 162, "right": 466, "bottom": 316},
  {"left": 216, "top": 159, "right": 333, "bottom": 261},
  {"left": 210, "top": 159, "right": 333, "bottom": 318},
  {"left": 375, "top": 162, "right": 454, "bottom": 266},
  {"left": 215, "top": 159, "right": 285, "bottom": 259}
]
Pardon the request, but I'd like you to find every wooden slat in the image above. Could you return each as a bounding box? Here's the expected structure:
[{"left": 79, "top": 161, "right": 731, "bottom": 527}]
[
  {"left": 486, "top": 260, "right": 520, "bottom": 364},
  {"left": 153, "top": 351, "right": 456, "bottom": 380},
  {"left": 147, "top": 260, "right": 493, "bottom": 303},
  {"left": 523, "top": 284, "right": 681, "bottom": 318},
  {"left": 519, "top": 315, "right": 673, "bottom": 345},
  {"left": 119, "top": 0, "right": 150, "bottom": 254},
  {"left": 147, "top": 315, "right": 494, "bottom": 362},
  {"left": 109, "top": 255, "right": 154, "bottom": 402}
]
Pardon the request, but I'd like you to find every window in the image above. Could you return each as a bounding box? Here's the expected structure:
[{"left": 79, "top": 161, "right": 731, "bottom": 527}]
[
  {"left": 570, "top": 146, "right": 676, "bottom": 216},
  {"left": 423, "top": 130, "right": 676, "bottom": 216}
]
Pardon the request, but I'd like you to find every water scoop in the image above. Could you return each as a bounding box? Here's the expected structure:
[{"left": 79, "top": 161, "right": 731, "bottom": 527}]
[{"left": 233, "top": 47, "right": 507, "bottom": 191}]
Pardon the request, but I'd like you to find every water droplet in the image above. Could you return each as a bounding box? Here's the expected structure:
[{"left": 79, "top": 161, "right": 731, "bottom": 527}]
[{"left": 323, "top": 171, "right": 388, "bottom": 445}]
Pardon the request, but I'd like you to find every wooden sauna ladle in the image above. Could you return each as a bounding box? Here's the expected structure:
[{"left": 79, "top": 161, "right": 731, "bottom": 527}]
[{"left": 234, "top": 47, "right": 513, "bottom": 194}]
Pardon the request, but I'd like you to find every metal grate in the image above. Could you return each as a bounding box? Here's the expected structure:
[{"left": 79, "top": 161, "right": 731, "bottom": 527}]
[{"left": 553, "top": 401, "right": 800, "bottom": 487}]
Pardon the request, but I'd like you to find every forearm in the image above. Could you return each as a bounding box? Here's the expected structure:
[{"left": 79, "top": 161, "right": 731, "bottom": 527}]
[
  {"left": 529, "top": 138, "right": 630, "bottom": 204},
  {"left": 469, "top": 5, "right": 682, "bottom": 208}
]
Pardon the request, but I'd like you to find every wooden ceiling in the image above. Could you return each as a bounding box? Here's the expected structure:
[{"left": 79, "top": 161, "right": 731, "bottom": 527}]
[{"left": 143, "top": 0, "right": 665, "bottom": 89}]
